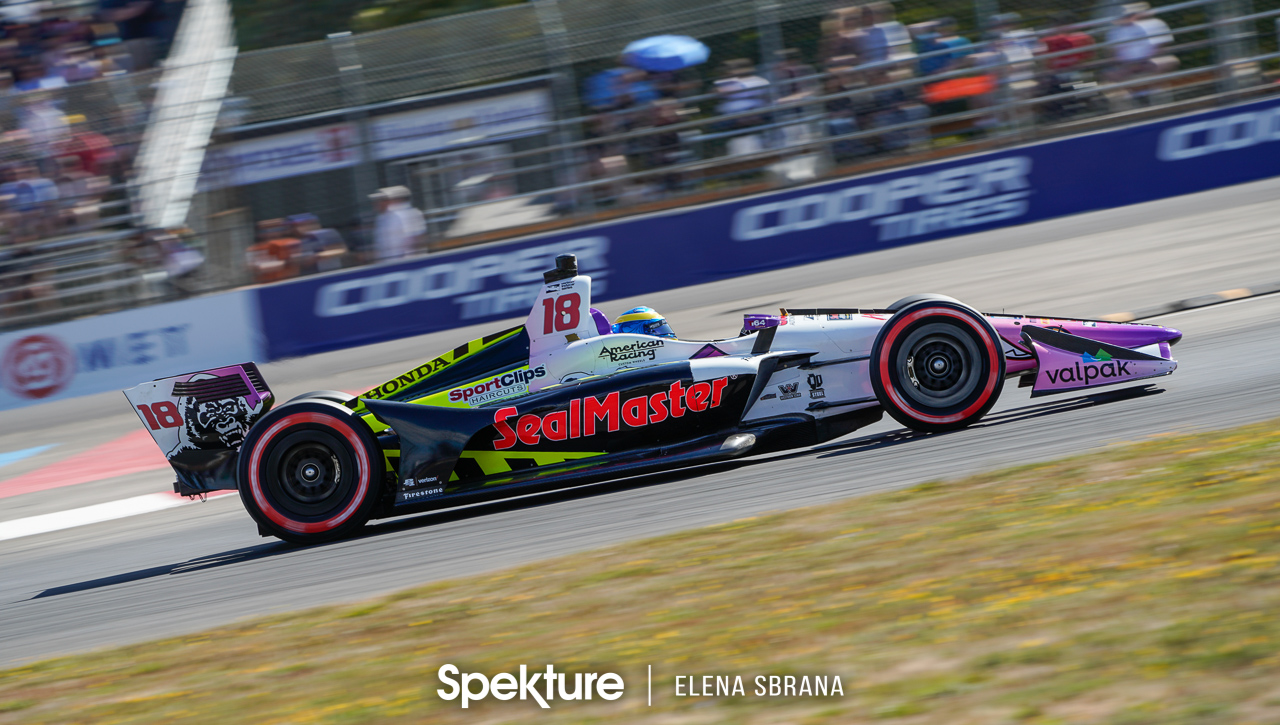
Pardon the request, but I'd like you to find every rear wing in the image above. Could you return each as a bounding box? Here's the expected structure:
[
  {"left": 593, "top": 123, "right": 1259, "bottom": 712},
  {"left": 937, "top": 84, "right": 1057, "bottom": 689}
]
[{"left": 123, "top": 363, "right": 273, "bottom": 495}]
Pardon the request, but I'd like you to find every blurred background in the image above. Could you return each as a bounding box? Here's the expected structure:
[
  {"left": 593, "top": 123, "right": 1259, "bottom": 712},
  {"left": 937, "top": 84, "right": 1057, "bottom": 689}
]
[{"left": 0, "top": 0, "right": 1277, "bottom": 332}]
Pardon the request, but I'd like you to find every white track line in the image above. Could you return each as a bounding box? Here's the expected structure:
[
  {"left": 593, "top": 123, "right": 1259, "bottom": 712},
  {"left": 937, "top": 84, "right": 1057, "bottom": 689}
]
[{"left": 0, "top": 492, "right": 232, "bottom": 542}]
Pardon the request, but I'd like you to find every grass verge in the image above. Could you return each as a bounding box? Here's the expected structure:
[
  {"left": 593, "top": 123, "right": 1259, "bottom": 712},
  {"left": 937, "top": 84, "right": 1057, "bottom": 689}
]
[{"left": 3, "top": 420, "right": 1280, "bottom": 724}]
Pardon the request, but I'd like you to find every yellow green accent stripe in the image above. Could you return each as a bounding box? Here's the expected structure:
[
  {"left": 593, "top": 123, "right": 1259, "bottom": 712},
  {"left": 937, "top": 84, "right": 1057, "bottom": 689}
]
[
  {"left": 349, "top": 326, "right": 522, "bottom": 418},
  {"left": 447, "top": 451, "right": 604, "bottom": 481}
]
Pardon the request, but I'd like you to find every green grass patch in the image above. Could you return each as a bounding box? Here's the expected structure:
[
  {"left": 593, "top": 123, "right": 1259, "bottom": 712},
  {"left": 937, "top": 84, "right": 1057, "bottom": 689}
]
[{"left": 3, "top": 420, "right": 1280, "bottom": 724}]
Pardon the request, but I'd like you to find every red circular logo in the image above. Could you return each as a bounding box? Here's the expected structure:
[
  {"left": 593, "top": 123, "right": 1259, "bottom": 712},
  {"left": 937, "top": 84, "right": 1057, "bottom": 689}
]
[{"left": 2, "top": 334, "right": 76, "bottom": 399}]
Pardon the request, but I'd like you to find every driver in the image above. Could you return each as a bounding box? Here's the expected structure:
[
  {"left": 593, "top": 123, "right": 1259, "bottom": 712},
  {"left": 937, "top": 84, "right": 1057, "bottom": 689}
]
[{"left": 611, "top": 307, "right": 677, "bottom": 338}]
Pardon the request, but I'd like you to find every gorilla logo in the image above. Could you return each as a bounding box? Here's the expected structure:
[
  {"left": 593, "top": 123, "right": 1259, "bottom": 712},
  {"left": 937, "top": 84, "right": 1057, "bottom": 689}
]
[{"left": 166, "top": 373, "right": 264, "bottom": 458}]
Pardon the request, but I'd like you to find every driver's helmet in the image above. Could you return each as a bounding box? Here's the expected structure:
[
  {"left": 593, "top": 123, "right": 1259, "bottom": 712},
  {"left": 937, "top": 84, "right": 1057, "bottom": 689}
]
[{"left": 611, "top": 307, "right": 676, "bottom": 338}]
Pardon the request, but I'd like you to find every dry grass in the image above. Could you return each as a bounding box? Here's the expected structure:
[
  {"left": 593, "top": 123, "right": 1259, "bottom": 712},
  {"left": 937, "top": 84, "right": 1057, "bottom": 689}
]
[{"left": 3, "top": 420, "right": 1280, "bottom": 724}]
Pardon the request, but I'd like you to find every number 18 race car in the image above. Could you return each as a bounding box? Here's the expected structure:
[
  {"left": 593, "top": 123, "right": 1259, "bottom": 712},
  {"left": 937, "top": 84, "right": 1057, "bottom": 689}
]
[{"left": 125, "top": 255, "right": 1181, "bottom": 544}]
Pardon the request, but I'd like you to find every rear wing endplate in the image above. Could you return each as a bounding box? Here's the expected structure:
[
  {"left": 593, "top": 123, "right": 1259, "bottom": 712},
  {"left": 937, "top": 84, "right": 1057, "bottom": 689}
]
[{"left": 123, "top": 362, "right": 273, "bottom": 495}]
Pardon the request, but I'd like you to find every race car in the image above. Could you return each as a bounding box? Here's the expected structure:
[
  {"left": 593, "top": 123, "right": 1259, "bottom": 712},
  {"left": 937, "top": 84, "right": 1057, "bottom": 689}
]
[{"left": 125, "top": 254, "right": 1181, "bottom": 543}]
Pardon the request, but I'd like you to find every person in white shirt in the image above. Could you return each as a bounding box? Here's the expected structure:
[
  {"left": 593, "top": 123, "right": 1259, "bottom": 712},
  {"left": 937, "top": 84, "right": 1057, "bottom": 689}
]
[
  {"left": 1137, "top": 15, "right": 1174, "bottom": 51},
  {"left": 714, "top": 59, "right": 771, "bottom": 156},
  {"left": 1106, "top": 3, "right": 1179, "bottom": 104},
  {"left": 858, "top": 2, "right": 915, "bottom": 68},
  {"left": 1108, "top": 4, "right": 1178, "bottom": 72},
  {"left": 1109, "top": 8, "right": 1156, "bottom": 65},
  {"left": 371, "top": 186, "right": 426, "bottom": 262},
  {"left": 19, "top": 94, "right": 68, "bottom": 156}
]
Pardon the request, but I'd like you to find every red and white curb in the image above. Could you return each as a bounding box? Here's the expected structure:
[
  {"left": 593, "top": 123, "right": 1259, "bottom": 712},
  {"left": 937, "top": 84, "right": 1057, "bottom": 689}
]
[{"left": 0, "top": 491, "right": 234, "bottom": 542}]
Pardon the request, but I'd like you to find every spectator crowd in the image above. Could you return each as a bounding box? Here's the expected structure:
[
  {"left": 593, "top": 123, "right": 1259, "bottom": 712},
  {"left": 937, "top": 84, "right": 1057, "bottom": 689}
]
[
  {"left": 0, "top": 0, "right": 184, "bottom": 93},
  {"left": 243, "top": 184, "right": 432, "bottom": 285},
  {"left": 577, "top": 1, "right": 1183, "bottom": 202},
  {"left": 0, "top": 0, "right": 186, "bottom": 320}
]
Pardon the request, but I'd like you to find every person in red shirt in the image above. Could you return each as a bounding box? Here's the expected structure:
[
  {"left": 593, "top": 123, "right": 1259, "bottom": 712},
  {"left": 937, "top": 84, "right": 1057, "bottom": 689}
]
[
  {"left": 1040, "top": 12, "right": 1095, "bottom": 73},
  {"left": 56, "top": 115, "right": 120, "bottom": 179},
  {"left": 1036, "top": 11, "right": 1105, "bottom": 121}
]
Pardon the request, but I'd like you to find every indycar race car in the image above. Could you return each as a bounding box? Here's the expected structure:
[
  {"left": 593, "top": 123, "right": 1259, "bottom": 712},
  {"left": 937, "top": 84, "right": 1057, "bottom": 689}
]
[{"left": 125, "top": 255, "right": 1181, "bottom": 543}]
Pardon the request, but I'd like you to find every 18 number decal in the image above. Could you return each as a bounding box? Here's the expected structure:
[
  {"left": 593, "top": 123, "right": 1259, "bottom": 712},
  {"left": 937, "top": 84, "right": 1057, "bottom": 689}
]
[
  {"left": 541, "top": 293, "right": 581, "bottom": 334},
  {"left": 137, "top": 401, "right": 183, "bottom": 430}
]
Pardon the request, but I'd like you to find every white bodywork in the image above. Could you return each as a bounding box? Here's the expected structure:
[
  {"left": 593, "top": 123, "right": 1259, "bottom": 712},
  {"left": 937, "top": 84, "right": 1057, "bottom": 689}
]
[{"left": 524, "top": 273, "right": 885, "bottom": 424}]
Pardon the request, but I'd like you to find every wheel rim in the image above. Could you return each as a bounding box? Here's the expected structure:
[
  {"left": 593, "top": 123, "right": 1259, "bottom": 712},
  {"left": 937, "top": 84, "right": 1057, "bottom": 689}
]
[
  {"left": 263, "top": 429, "right": 357, "bottom": 518},
  {"left": 280, "top": 445, "right": 341, "bottom": 504},
  {"left": 894, "top": 322, "right": 983, "bottom": 410}
]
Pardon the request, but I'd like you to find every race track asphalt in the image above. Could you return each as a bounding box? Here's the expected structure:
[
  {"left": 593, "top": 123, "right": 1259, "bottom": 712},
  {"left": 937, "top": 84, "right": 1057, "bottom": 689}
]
[{"left": 1, "top": 176, "right": 1279, "bottom": 666}]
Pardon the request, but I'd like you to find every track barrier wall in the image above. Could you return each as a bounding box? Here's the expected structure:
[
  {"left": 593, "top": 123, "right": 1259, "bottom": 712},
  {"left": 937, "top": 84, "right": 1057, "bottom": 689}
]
[{"left": 0, "top": 292, "right": 263, "bottom": 411}]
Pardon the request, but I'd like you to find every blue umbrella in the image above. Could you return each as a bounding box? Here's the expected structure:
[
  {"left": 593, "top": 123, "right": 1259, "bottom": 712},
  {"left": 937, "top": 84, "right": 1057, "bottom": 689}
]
[{"left": 621, "top": 35, "right": 710, "bottom": 72}]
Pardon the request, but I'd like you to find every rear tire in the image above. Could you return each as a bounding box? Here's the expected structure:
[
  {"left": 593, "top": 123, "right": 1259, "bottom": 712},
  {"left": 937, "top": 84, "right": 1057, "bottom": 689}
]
[
  {"left": 237, "top": 400, "right": 382, "bottom": 544},
  {"left": 870, "top": 299, "right": 1005, "bottom": 433},
  {"left": 286, "top": 390, "right": 355, "bottom": 405}
]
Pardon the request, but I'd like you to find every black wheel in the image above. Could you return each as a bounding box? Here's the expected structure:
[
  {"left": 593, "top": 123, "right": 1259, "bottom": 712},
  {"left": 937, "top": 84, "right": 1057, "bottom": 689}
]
[
  {"left": 885, "top": 293, "right": 961, "bottom": 312},
  {"left": 870, "top": 299, "right": 1005, "bottom": 433},
  {"left": 237, "top": 400, "right": 382, "bottom": 544}
]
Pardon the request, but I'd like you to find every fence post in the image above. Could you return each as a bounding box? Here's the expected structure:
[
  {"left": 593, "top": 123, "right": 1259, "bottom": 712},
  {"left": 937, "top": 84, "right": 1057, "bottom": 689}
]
[
  {"left": 756, "top": 0, "right": 782, "bottom": 90},
  {"left": 974, "top": 0, "right": 999, "bottom": 37},
  {"left": 1213, "top": 0, "right": 1258, "bottom": 97},
  {"left": 756, "top": 0, "right": 824, "bottom": 184},
  {"left": 327, "top": 32, "right": 380, "bottom": 236},
  {"left": 974, "top": 0, "right": 1019, "bottom": 138},
  {"left": 1091, "top": 0, "right": 1121, "bottom": 25},
  {"left": 534, "top": 0, "right": 592, "bottom": 217},
  {"left": 754, "top": 0, "right": 788, "bottom": 179}
]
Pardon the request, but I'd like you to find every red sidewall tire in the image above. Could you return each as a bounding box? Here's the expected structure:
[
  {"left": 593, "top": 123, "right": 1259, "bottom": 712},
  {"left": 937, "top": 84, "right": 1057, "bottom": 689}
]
[
  {"left": 885, "top": 293, "right": 961, "bottom": 311},
  {"left": 237, "top": 400, "right": 382, "bottom": 544},
  {"left": 870, "top": 301, "right": 1005, "bottom": 433}
]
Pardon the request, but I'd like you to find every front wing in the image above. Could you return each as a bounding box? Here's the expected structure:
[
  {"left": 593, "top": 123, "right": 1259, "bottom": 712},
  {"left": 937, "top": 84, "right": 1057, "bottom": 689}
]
[{"left": 1019, "top": 325, "right": 1177, "bottom": 397}]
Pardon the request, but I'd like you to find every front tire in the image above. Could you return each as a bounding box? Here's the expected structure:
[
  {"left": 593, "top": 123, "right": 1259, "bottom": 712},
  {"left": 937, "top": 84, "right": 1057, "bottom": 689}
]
[
  {"left": 885, "top": 293, "right": 961, "bottom": 311},
  {"left": 237, "top": 400, "right": 382, "bottom": 544},
  {"left": 870, "top": 299, "right": 1005, "bottom": 433}
]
